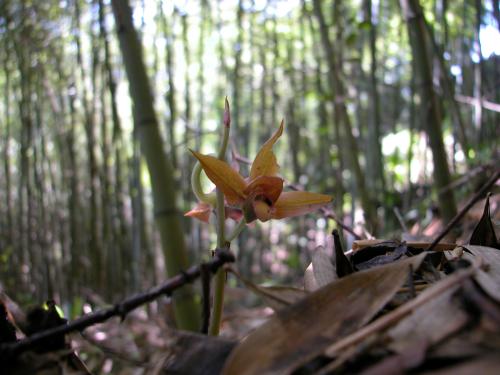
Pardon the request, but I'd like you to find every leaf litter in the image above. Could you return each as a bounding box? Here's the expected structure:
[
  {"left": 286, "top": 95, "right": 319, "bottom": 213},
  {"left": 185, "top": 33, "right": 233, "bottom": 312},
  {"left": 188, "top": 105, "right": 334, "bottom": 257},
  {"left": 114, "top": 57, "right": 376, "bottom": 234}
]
[
  {"left": 1, "top": 194, "right": 499, "bottom": 374},
  {"left": 219, "top": 194, "right": 500, "bottom": 374}
]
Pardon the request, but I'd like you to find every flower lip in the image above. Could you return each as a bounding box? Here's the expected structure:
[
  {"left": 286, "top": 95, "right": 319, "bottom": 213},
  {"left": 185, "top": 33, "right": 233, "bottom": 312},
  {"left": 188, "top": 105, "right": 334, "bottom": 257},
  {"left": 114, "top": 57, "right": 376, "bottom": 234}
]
[
  {"left": 244, "top": 175, "right": 284, "bottom": 205},
  {"left": 253, "top": 200, "right": 273, "bottom": 222},
  {"left": 259, "top": 195, "right": 273, "bottom": 206}
]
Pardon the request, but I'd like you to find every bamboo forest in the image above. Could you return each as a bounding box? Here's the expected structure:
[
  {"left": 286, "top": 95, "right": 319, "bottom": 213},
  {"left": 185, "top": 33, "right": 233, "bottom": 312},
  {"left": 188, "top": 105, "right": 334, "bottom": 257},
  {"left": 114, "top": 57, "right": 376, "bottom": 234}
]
[{"left": 0, "top": 0, "right": 499, "bottom": 373}]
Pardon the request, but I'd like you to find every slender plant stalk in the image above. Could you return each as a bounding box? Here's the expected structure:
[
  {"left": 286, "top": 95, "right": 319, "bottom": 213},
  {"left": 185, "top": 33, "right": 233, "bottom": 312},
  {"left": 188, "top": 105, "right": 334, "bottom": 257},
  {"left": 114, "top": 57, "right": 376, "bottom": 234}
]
[
  {"left": 209, "top": 260, "right": 226, "bottom": 335},
  {"left": 191, "top": 162, "right": 216, "bottom": 205},
  {"left": 227, "top": 220, "right": 247, "bottom": 242},
  {"left": 210, "top": 170, "right": 227, "bottom": 336},
  {"left": 209, "top": 99, "right": 231, "bottom": 335}
]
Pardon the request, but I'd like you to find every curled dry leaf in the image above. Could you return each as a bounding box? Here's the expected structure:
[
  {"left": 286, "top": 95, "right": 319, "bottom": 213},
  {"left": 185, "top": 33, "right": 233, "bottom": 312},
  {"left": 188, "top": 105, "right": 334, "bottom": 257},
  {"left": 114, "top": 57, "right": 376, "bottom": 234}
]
[
  {"left": 352, "top": 240, "right": 456, "bottom": 252},
  {"left": 161, "top": 330, "right": 236, "bottom": 375},
  {"left": 468, "top": 194, "right": 499, "bottom": 249},
  {"left": 304, "top": 246, "right": 337, "bottom": 292},
  {"left": 228, "top": 268, "right": 308, "bottom": 311},
  {"left": 460, "top": 245, "right": 500, "bottom": 302},
  {"left": 312, "top": 246, "right": 336, "bottom": 288},
  {"left": 333, "top": 230, "right": 355, "bottom": 277},
  {"left": 417, "top": 355, "right": 500, "bottom": 375},
  {"left": 303, "top": 263, "right": 317, "bottom": 292},
  {"left": 381, "top": 282, "right": 470, "bottom": 372},
  {"left": 319, "top": 255, "right": 485, "bottom": 374},
  {"left": 222, "top": 253, "right": 426, "bottom": 375}
]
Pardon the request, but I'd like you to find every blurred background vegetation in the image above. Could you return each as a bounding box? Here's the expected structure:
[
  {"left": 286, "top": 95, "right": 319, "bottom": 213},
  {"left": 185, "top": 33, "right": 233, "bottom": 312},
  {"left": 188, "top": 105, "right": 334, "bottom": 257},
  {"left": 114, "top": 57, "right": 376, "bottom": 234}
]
[{"left": 0, "top": 0, "right": 498, "bottom": 316}]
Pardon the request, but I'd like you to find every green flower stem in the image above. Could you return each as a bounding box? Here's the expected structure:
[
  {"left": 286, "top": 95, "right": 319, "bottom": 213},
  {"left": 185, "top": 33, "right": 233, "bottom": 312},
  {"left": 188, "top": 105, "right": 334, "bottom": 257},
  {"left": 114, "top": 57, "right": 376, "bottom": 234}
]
[
  {"left": 227, "top": 219, "right": 247, "bottom": 242},
  {"left": 215, "top": 191, "right": 226, "bottom": 249},
  {"left": 191, "top": 161, "right": 216, "bottom": 206},
  {"left": 209, "top": 265, "right": 226, "bottom": 335},
  {"left": 209, "top": 112, "right": 231, "bottom": 336}
]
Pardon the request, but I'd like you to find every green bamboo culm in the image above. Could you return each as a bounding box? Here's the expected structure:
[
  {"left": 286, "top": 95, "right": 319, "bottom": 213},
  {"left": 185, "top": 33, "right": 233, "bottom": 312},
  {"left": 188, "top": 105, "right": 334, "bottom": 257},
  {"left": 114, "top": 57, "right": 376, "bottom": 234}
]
[{"left": 111, "top": 0, "right": 200, "bottom": 331}]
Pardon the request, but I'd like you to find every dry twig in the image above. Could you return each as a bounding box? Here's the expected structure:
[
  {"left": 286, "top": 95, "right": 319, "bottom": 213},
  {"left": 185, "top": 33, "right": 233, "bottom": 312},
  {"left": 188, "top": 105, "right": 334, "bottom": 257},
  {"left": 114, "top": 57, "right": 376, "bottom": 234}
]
[
  {"left": 0, "top": 250, "right": 235, "bottom": 359},
  {"left": 426, "top": 169, "right": 500, "bottom": 251}
]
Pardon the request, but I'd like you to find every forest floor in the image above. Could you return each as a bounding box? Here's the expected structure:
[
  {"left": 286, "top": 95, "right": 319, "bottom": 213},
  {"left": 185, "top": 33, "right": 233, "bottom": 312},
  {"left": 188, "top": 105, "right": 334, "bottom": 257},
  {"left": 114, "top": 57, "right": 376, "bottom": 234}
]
[{"left": 1, "top": 188, "right": 499, "bottom": 374}]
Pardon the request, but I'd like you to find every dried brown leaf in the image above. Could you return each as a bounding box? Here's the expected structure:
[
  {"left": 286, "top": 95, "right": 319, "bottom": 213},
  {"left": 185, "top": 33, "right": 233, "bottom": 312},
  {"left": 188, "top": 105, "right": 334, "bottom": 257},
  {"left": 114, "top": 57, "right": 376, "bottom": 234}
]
[
  {"left": 306, "top": 246, "right": 336, "bottom": 291},
  {"left": 321, "top": 255, "right": 483, "bottom": 373},
  {"left": 303, "top": 263, "right": 318, "bottom": 291},
  {"left": 162, "top": 330, "right": 236, "bottom": 375},
  {"left": 352, "top": 240, "right": 456, "bottom": 252},
  {"left": 469, "top": 194, "right": 499, "bottom": 249},
  {"left": 7, "top": 350, "right": 88, "bottom": 375},
  {"left": 229, "top": 268, "right": 308, "bottom": 311},
  {"left": 222, "top": 254, "right": 426, "bottom": 375},
  {"left": 418, "top": 355, "right": 500, "bottom": 375},
  {"left": 333, "top": 230, "right": 354, "bottom": 277},
  {"left": 462, "top": 245, "right": 500, "bottom": 302},
  {"left": 360, "top": 342, "right": 428, "bottom": 375},
  {"left": 364, "top": 282, "right": 471, "bottom": 374}
]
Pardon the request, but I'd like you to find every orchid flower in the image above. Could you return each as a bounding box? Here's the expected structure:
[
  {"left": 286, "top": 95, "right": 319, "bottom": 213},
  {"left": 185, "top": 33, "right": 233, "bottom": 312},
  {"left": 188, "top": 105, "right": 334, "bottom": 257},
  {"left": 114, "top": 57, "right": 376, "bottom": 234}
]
[{"left": 185, "top": 121, "right": 332, "bottom": 223}]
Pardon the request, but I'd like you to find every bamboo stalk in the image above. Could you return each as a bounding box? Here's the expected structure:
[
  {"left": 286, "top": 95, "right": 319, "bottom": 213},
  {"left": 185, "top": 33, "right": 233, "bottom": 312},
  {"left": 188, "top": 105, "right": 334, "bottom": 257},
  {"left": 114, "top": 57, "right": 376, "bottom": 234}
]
[{"left": 111, "top": 0, "right": 200, "bottom": 331}]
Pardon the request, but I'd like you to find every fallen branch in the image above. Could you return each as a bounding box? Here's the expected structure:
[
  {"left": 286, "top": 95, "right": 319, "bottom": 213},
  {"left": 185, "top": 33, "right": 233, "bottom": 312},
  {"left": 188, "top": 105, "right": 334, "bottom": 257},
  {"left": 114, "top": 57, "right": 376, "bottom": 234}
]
[
  {"left": 322, "top": 208, "right": 363, "bottom": 240},
  {"left": 438, "top": 164, "right": 492, "bottom": 194},
  {"left": 455, "top": 94, "right": 500, "bottom": 113},
  {"left": 0, "top": 249, "right": 235, "bottom": 359},
  {"left": 426, "top": 169, "right": 500, "bottom": 251}
]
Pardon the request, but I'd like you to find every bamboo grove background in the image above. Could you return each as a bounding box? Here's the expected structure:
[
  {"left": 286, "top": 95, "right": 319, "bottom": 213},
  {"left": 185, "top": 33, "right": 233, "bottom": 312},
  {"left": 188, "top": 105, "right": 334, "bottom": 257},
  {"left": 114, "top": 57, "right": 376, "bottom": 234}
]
[{"left": 0, "top": 0, "right": 498, "bottom": 311}]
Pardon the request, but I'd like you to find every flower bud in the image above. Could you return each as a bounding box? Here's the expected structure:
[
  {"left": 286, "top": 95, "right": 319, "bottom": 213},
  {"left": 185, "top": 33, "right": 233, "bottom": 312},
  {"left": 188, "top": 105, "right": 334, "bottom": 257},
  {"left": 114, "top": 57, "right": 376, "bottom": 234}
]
[{"left": 223, "top": 97, "right": 231, "bottom": 128}]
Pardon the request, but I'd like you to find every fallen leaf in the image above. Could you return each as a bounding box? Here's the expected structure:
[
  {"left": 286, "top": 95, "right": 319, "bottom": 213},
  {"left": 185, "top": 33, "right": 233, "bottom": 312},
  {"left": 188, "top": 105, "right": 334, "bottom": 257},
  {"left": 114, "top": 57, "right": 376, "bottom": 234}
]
[
  {"left": 378, "top": 282, "right": 470, "bottom": 373},
  {"left": 351, "top": 241, "right": 405, "bottom": 267},
  {"left": 162, "top": 330, "right": 236, "bottom": 375},
  {"left": 418, "top": 355, "right": 500, "bottom": 375},
  {"left": 222, "top": 254, "right": 426, "bottom": 375},
  {"left": 352, "top": 240, "right": 456, "bottom": 252},
  {"left": 333, "top": 230, "right": 354, "bottom": 277},
  {"left": 469, "top": 194, "right": 499, "bottom": 250},
  {"left": 304, "top": 246, "right": 336, "bottom": 291},
  {"left": 0, "top": 302, "right": 17, "bottom": 344},
  {"left": 229, "top": 268, "right": 307, "bottom": 311},
  {"left": 304, "top": 263, "right": 317, "bottom": 291},
  {"left": 321, "top": 255, "right": 483, "bottom": 373},
  {"left": 354, "top": 243, "right": 408, "bottom": 271},
  {"left": 461, "top": 245, "right": 500, "bottom": 302}
]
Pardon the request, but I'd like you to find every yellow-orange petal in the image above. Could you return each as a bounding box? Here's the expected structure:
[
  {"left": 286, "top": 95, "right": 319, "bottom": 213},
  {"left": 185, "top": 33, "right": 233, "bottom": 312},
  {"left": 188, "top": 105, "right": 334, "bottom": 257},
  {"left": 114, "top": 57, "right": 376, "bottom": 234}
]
[
  {"left": 249, "top": 120, "right": 284, "bottom": 180},
  {"left": 244, "top": 175, "right": 284, "bottom": 204},
  {"left": 271, "top": 191, "right": 332, "bottom": 219},
  {"left": 191, "top": 150, "right": 247, "bottom": 205},
  {"left": 185, "top": 202, "right": 212, "bottom": 223}
]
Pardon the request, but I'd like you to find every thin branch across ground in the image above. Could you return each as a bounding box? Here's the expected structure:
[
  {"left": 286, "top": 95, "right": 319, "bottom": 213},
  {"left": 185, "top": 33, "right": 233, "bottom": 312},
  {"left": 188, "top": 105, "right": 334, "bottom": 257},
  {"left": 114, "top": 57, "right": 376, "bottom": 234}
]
[{"left": 0, "top": 249, "right": 235, "bottom": 360}]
